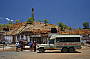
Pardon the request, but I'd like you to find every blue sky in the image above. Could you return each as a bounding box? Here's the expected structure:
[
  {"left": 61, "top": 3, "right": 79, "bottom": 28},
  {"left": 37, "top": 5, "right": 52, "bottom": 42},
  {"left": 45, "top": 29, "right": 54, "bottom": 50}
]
[{"left": 0, "top": 0, "right": 90, "bottom": 28}]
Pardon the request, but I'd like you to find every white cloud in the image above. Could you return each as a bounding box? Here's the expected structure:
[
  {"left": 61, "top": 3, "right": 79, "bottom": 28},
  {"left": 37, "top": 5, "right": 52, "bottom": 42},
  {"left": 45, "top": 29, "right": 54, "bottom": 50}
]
[
  {"left": 11, "top": 20, "right": 14, "bottom": 22},
  {"left": 5, "top": 18, "right": 10, "bottom": 21}
]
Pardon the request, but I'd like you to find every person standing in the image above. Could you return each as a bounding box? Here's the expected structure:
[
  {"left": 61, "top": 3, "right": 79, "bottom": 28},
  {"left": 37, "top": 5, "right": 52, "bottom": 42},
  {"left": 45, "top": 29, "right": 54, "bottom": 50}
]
[
  {"left": 19, "top": 41, "right": 24, "bottom": 51},
  {"left": 16, "top": 42, "right": 20, "bottom": 52},
  {"left": 28, "top": 41, "right": 33, "bottom": 51},
  {"left": 33, "top": 41, "right": 37, "bottom": 52}
]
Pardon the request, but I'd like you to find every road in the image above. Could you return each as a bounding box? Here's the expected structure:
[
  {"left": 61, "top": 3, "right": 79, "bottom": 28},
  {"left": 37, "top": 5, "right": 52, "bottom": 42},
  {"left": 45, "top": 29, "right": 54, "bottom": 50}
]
[{"left": 0, "top": 46, "right": 90, "bottom": 59}]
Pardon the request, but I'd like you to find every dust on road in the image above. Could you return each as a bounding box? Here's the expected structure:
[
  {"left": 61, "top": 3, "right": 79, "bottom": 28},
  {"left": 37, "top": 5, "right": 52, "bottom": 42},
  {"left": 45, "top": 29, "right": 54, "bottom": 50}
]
[{"left": 0, "top": 46, "right": 90, "bottom": 59}]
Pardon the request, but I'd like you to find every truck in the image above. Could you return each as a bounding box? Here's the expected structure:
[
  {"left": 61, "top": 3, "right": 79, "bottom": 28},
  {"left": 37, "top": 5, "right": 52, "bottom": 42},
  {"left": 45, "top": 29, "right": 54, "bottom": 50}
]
[{"left": 37, "top": 35, "right": 82, "bottom": 53}]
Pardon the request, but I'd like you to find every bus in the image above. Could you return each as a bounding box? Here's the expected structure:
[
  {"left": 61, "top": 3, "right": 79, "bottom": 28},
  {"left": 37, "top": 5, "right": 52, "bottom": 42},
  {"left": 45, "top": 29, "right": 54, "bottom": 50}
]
[{"left": 37, "top": 35, "right": 82, "bottom": 53}]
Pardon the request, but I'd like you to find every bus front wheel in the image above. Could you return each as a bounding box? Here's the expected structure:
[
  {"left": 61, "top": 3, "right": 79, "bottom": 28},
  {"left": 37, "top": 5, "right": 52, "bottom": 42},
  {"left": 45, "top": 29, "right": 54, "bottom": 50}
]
[
  {"left": 61, "top": 47, "right": 68, "bottom": 53},
  {"left": 38, "top": 48, "right": 45, "bottom": 53}
]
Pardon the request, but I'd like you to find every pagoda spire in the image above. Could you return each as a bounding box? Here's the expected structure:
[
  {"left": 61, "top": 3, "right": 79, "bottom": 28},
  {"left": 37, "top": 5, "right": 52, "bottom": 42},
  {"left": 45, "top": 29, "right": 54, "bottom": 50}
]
[{"left": 32, "top": 8, "right": 35, "bottom": 21}]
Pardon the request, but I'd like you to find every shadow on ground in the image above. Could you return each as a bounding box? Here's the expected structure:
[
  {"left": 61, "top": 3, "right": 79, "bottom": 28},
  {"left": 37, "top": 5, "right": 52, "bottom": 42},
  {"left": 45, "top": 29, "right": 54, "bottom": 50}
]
[{"left": 37, "top": 51, "right": 81, "bottom": 53}]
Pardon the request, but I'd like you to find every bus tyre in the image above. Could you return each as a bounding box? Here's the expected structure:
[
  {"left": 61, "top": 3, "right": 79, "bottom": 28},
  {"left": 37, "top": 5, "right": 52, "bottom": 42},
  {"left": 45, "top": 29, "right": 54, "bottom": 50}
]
[
  {"left": 69, "top": 47, "right": 75, "bottom": 53},
  {"left": 39, "top": 48, "right": 45, "bottom": 53},
  {"left": 61, "top": 47, "right": 68, "bottom": 53}
]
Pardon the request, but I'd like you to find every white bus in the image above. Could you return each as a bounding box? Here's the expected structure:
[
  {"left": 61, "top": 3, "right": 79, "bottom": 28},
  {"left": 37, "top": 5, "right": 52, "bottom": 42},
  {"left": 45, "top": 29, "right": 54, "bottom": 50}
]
[{"left": 37, "top": 35, "right": 82, "bottom": 53}]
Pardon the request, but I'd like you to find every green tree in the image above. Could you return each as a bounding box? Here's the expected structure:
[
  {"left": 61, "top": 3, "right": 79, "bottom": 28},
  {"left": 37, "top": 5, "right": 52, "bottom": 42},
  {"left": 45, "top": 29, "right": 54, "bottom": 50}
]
[
  {"left": 44, "top": 19, "right": 48, "bottom": 26},
  {"left": 83, "top": 22, "right": 90, "bottom": 29},
  {"left": 65, "top": 26, "right": 72, "bottom": 30},
  {"left": 8, "top": 21, "right": 13, "bottom": 24},
  {"left": 0, "top": 24, "right": 3, "bottom": 27},
  {"left": 27, "top": 17, "right": 34, "bottom": 24},
  {"left": 77, "top": 27, "right": 82, "bottom": 30},
  {"left": 15, "top": 20, "right": 20, "bottom": 23},
  {"left": 57, "top": 22, "right": 72, "bottom": 31},
  {"left": 57, "top": 22, "right": 65, "bottom": 31},
  {"left": 38, "top": 19, "right": 42, "bottom": 22},
  {"left": 0, "top": 24, "right": 11, "bottom": 28}
]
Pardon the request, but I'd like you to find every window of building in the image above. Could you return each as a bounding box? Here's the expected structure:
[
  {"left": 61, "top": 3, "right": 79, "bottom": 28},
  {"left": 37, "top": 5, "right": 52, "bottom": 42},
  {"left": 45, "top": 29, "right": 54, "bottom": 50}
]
[{"left": 51, "top": 28, "right": 57, "bottom": 33}]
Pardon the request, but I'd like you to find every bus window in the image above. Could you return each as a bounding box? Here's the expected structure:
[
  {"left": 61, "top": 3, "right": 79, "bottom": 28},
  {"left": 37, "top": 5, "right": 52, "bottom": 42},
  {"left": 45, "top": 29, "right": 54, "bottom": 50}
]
[
  {"left": 56, "top": 37, "right": 80, "bottom": 42},
  {"left": 56, "top": 38, "right": 63, "bottom": 42},
  {"left": 56, "top": 38, "right": 60, "bottom": 42},
  {"left": 74, "top": 37, "right": 80, "bottom": 42},
  {"left": 66, "top": 37, "right": 80, "bottom": 42}
]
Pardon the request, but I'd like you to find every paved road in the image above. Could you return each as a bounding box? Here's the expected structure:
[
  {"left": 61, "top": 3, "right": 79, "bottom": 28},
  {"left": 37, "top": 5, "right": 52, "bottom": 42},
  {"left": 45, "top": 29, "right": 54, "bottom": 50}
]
[{"left": 0, "top": 46, "right": 90, "bottom": 59}]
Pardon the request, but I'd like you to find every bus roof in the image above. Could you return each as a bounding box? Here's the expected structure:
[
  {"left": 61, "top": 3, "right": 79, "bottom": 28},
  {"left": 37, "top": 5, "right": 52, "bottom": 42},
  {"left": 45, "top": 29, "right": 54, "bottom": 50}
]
[{"left": 50, "top": 35, "right": 81, "bottom": 39}]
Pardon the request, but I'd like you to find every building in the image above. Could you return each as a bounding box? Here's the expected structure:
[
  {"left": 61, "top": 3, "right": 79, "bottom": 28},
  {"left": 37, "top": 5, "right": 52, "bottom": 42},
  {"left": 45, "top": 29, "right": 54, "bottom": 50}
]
[{"left": 3, "top": 22, "right": 59, "bottom": 44}]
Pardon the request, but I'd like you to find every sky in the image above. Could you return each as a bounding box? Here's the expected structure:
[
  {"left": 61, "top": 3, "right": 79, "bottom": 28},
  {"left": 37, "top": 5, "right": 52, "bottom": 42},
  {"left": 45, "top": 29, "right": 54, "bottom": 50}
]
[{"left": 0, "top": 0, "right": 90, "bottom": 28}]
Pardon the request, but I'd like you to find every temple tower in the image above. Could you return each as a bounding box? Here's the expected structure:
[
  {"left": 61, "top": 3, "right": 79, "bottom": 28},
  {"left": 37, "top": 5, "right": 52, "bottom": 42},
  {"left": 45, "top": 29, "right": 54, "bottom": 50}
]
[{"left": 32, "top": 8, "right": 35, "bottom": 21}]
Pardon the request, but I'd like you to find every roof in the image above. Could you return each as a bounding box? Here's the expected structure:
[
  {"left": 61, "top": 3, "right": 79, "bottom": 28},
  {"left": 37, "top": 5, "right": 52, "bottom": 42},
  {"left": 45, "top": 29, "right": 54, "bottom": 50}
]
[
  {"left": 3, "top": 22, "right": 90, "bottom": 35},
  {"left": 20, "top": 22, "right": 59, "bottom": 34},
  {"left": 60, "top": 29, "right": 90, "bottom": 35},
  {"left": 4, "top": 22, "right": 59, "bottom": 35}
]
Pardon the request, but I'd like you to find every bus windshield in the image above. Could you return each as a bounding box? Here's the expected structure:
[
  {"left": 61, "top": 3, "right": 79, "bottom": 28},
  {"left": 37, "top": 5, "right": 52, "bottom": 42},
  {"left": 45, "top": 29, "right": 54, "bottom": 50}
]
[{"left": 49, "top": 39, "right": 54, "bottom": 44}]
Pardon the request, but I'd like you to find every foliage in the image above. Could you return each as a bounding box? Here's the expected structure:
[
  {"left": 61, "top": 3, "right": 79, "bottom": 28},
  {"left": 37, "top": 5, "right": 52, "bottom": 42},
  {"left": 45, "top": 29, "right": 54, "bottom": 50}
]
[
  {"left": 27, "top": 17, "right": 34, "bottom": 24},
  {"left": 8, "top": 21, "right": 13, "bottom": 24},
  {"left": 0, "top": 24, "right": 11, "bottom": 27},
  {"left": 83, "top": 22, "right": 90, "bottom": 29},
  {"left": 15, "top": 20, "right": 20, "bottom": 23},
  {"left": 57, "top": 22, "right": 72, "bottom": 31},
  {"left": 77, "top": 27, "right": 82, "bottom": 30},
  {"left": 38, "top": 19, "right": 42, "bottom": 22},
  {"left": 43, "top": 19, "right": 48, "bottom": 26}
]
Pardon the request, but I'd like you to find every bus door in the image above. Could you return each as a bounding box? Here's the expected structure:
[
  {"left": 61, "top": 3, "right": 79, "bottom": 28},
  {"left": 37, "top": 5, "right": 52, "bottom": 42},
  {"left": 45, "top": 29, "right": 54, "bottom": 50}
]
[
  {"left": 55, "top": 38, "right": 63, "bottom": 49},
  {"left": 48, "top": 39, "right": 55, "bottom": 49}
]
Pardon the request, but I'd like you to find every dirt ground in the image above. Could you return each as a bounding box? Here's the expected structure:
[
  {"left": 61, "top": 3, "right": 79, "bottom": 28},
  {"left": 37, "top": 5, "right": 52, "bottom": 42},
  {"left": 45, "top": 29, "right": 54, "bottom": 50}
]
[{"left": 0, "top": 45, "right": 90, "bottom": 59}]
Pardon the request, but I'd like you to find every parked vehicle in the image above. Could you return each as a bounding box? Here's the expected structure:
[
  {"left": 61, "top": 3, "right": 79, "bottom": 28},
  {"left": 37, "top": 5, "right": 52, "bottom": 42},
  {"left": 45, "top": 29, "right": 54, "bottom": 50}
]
[{"left": 37, "top": 35, "right": 82, "bottom": 53}]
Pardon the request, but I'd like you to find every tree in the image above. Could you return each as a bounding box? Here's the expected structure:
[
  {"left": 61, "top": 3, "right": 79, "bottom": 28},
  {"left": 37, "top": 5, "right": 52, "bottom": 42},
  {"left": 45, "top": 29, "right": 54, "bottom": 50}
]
[
  {"left": 7, "top": 20, "right": 14, "bottom": 24},
  {"left": 15, "top": 20, "right": 20, "bottom": 23},
  {"left": 27, "top": 17, "right": 34, "bottom": 24},
  {"left": 83, "top": 22, "right": 90, "bottom": 29},
  {"left": 57, "top": 22, "right": 72, "bottom": 31},
  {"left": 38, "top": 19, "right": 42, "bottom": 22},
  {"left": 57, "top": 22, "right": 65, "bottom": 31},
  {"left": 77, "top": 27, "right": 82, "bottom": 30},
  {"left": 0, "top": 24, "right": 11, "bottom": 28},
  {"left": 8, "top": 21, "right": 13, "bottom": 24},
  {"left": 44, "top": 19, "right": 48, "bottom": 26},
  {"left": 66, "top": 26, "right": 72, "bottom": 30}
]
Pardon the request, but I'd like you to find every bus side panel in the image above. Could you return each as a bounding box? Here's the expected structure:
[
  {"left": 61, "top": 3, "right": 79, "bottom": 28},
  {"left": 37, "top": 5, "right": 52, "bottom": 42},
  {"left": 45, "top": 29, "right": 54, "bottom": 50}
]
[{"left": 55, "top": 42, "right": 81, "bottom": 49}]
